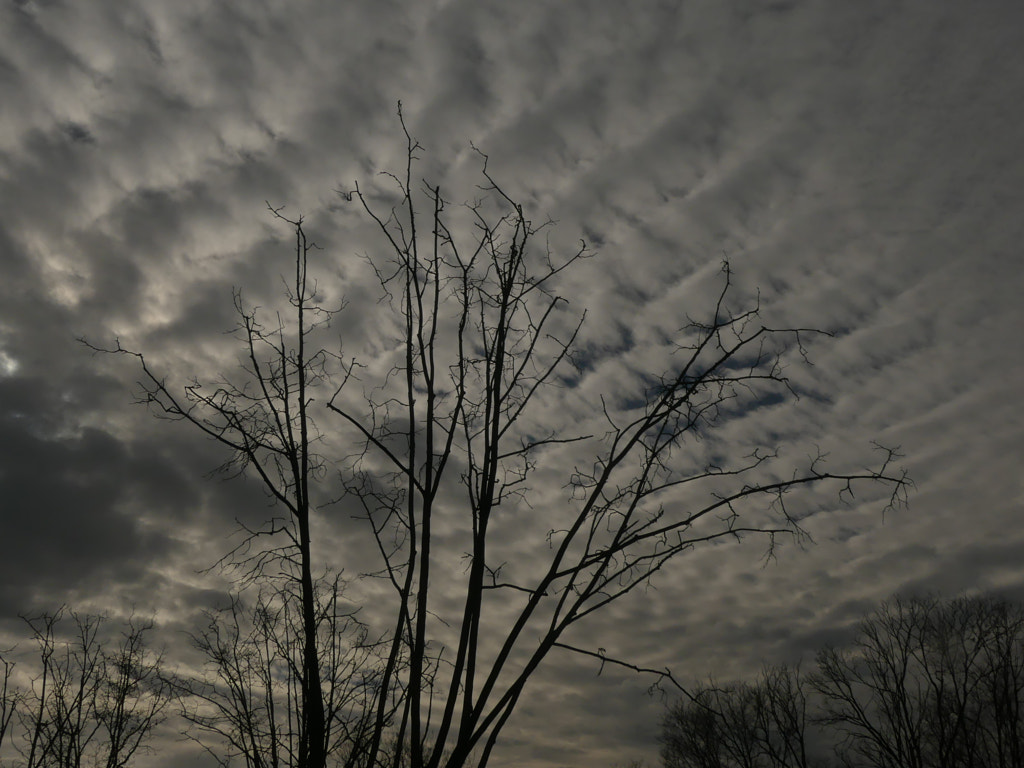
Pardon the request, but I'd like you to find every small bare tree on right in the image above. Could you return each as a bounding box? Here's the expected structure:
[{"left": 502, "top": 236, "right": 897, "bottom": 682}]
[{"left": 812, "top": 595, "right": 1024, "bottom": 768}]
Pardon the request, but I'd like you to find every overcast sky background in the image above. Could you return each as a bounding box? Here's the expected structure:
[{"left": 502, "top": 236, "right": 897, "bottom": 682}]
[{"left": 1, "top": 1, "right": 1023, "bottom": 766}]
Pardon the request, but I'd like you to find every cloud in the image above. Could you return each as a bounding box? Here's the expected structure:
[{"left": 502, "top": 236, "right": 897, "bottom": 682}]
[
  {"left": 0, "top": 378, "right": 178, "bottom": 611},
  {"left": 0, "top": 0, "right": 1022, "bottom": 765}
]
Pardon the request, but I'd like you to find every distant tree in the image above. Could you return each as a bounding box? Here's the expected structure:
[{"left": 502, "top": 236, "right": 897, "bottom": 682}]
[
  {"left": 661, "top": 664, "right": 823, "bottom": 768},
  {"left": 0, "top": 649, "right": 18, "bottom": 759},
  {"left": 170, "top": 573, "right": 393, "bottom": 768},
  {"left": 662, "top": 687, "right": 729, "bottom": 768},
  {"left": 756, "top": 664, "right": 819, "bottom": 768},
  {"left": 7, "top": 609, "right": 170, "bottom": 768},
  {"left": 92, "top": 106, "right": 908, "bottom": 768},
  {"left": 812, "top": 595, "right": 1024, "bottom": 768},
  {"left": 661, "top": 596, "right": 1024, "bottom": 768}
]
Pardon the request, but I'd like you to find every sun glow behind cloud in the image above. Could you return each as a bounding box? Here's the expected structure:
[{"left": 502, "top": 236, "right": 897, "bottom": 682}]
[{"left": 0, "top": 350, "right": 18, "bottom": 377}]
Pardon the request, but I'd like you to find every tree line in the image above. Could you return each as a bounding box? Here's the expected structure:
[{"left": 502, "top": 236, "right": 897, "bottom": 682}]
[
  {"left": 58, "top": 109, "right": 907, "bottom": 767},
  {"left": 660, "top": 594, "right": 1024, "bottom": 768},
  {"left": 0, "top": 610, "right": 169, "bottom": 768},
  {"left": 0, "top": 581, "right": 390, "bottom": 768}
]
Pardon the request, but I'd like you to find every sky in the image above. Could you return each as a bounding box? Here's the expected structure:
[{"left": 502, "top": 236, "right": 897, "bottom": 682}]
[{"left": 1, "top": 0, "right": 1023, "bottom": 766}]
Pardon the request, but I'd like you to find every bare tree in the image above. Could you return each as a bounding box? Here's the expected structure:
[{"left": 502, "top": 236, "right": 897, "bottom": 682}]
[
  {"left": 172, "top": 573, "right": 394, "bottom": 768},
  {"left": 661, "top": 686, "right": 734, "bottom": 768},
  {"left": 756, "top": 664, "right": 819, "bottom": 768},
  {"left": 95, "top": 617, "right": 172, "bottom": 768},
  {"left": 20, "top": 610, "right": 105, "bottom": 768},
  {"left": 660, "top": 665, "right": 822, "bottom": 768},
  {"left": 977, "top": 599, "right": 1024, "bottom": 768},
  {"left": 11, "top": 609, "right": 170, "bottom": 768},
  {"left": 811, "top": 595, "right": 1024, "bottom": 768},
  {"left": 659, "top": 595, "right": 1024, "bottom": 768},
  {"left": 91, "top": 109, "right": 908, "bottom": 768},
  {"left": 0, "top": 647, "right": 19, "bottom": 760},
  {"left": 86, "top": 204, "right": 343, "bottom": 768},
  {"left": 324, "top": 111, "right": 908, "bottom": 768}
]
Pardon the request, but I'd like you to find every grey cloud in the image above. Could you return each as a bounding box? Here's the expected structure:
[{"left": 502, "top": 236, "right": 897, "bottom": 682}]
[
  {"left": 0, "top": 382, "right": 179, "bottom": 612},
  {"left": 0, "top": 0, "right": 1023, "bottom": 766}
]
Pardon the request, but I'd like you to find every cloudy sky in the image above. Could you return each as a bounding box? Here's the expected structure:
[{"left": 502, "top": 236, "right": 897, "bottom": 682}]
[{"left": 1, "top": 0, "right": 1023, "bottom": 766}]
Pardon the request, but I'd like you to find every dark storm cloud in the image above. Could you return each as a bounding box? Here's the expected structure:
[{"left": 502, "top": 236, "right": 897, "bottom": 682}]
[{"left": 0, "top": 377, "right": 184, "bottom": 612}]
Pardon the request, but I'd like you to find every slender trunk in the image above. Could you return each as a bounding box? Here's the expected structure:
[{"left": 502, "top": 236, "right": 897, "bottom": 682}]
[
  {"left": 294, "top": 221, "right": 325, "bottom": 768},
  {"left": 299, "top": 510, "right": 326, "bottom": 768}
]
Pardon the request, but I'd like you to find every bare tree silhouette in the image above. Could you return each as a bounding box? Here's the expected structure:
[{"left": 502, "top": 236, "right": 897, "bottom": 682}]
[
  {"left": 325, "top": 112, "right": 908, "bottom": 768},
  {"left": 813, "top": 595, "right": 1024, "bottom": 768},
  {"left": 170, "top": 574, "right": 392, "bottom": 768},
  {"left": 661, "top": 664, "right": 824, "bottom": 768},
  {"left": 662, "top": 595, "right": 1024, "bottom": 768},
  {"left": 88, "top": 109, "right": 908, "bottom": 768},
  {"left": 4, "top": 609, "right": 170, "bottom": 768},
  {"left": 86, "top": 205, "right": 344, "bottom": 768}
]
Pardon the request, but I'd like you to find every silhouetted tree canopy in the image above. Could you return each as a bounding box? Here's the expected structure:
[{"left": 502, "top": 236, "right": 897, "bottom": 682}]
[{"left": 661, "top": 594, "right": 1024, "bottom": 768}]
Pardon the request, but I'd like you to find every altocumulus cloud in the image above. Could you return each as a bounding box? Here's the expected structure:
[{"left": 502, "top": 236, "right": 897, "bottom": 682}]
[{"left": 1, "top": 1, "right": 1023, "bottom": 766}]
